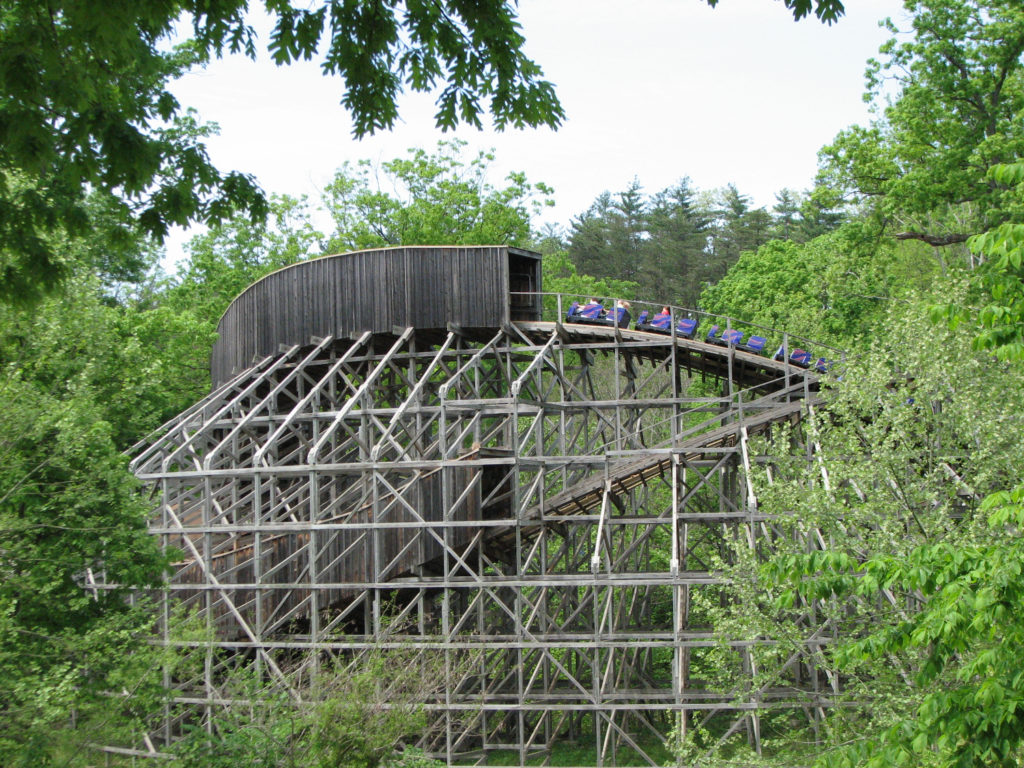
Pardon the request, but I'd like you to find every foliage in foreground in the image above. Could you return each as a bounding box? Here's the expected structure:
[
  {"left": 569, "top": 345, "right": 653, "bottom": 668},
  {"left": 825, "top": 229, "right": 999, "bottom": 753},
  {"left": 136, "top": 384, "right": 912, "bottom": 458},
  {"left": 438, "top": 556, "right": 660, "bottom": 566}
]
[
  {"left": 0, "top": 273, "right": 177, "bottom": 765},
  {"left": 0, "top": 0, "right": 567, "bottom": 304},
  {"left": 168, "top": 646, "right": 455, "bottom": 768},
  {"left": 688, "top": 275, "right": 1024, "bottom": 768}
]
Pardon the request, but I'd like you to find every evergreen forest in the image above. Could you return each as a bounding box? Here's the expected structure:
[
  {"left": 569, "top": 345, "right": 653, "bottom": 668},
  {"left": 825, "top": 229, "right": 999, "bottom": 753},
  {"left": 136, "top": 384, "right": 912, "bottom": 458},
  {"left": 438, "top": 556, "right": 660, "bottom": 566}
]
[{"left": 2, "top": 0, "right": 1024, "bottom": 766}]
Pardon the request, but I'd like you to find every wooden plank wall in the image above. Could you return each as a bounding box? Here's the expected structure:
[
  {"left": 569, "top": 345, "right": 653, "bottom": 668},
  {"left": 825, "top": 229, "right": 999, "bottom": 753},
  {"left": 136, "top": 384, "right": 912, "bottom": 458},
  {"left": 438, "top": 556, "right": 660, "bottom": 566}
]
[{"left": 211, "top": 246, "right": 542, "bottom": 386}]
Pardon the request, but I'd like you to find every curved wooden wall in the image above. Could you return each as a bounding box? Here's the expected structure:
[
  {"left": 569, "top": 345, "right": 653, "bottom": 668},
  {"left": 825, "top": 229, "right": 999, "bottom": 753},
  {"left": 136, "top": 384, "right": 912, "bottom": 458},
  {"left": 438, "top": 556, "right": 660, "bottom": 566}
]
[{"left": 211, "top": 245, "right": 542, "bottom": 386}]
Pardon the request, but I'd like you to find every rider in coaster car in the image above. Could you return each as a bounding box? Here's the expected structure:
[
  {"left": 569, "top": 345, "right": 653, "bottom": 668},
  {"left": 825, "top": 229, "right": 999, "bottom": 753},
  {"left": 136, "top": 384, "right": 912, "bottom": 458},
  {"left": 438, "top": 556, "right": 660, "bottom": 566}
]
[
  {"left": 651, "top": 306, "right": 671, "bottom": 330},
  {"left": 579, "top": 299, "right": 604, "bottom": 321},
  {"left": 615, "top": 300, "right": 632, "bottom": 327}
]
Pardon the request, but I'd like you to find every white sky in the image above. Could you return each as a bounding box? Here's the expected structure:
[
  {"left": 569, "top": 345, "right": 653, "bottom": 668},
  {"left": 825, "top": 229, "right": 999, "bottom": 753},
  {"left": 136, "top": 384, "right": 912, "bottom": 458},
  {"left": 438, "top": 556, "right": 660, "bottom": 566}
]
[{"left": 166, "top": 0, "right": 905, "bottom": 261}]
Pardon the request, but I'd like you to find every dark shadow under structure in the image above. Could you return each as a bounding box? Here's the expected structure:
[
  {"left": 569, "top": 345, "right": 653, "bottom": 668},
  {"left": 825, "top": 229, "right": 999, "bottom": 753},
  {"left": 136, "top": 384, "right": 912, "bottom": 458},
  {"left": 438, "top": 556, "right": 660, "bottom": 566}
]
[{"left": 130, "top": 246, "right": 841, "bottom": 766}]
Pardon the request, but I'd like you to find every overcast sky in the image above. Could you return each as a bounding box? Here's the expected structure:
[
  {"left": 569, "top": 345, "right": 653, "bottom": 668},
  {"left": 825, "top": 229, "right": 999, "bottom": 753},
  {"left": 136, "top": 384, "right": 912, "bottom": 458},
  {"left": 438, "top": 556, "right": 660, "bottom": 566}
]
[{"left": 166, "top": 0, "right": 905, "bottom": 260}]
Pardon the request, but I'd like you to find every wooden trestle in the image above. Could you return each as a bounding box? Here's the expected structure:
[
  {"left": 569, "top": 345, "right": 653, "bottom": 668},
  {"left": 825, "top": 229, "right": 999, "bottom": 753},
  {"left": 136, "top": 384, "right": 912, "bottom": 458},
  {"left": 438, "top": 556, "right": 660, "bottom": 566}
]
[{"left": 129, "top": 308, "right": 838, "bottom": 767}]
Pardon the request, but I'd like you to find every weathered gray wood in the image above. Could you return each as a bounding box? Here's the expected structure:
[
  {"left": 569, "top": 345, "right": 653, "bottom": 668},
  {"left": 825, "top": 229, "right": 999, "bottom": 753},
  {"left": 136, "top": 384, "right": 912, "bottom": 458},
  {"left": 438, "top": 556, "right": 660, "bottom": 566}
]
[
  {"left": 211, "top": 246, "right": 541, "bottom": 385},
  {"left": 131, "top": 273, "right": 842, "bottom": 766}
]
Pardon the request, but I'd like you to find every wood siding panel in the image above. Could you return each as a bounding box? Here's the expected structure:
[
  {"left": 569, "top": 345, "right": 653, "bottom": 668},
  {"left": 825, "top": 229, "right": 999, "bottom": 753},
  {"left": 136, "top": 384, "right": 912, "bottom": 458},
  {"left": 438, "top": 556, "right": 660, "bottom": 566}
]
[{"left": 211, "top": 246, "right": 541, "bottom": 385}]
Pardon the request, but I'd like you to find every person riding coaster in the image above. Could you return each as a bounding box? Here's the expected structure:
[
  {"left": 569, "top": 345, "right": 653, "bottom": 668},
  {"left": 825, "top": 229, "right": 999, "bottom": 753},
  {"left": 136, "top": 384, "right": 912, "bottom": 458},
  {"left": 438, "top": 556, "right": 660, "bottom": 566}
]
[
  {"left": 574, "top": 304, "right": 800, "bottom": 364},
  {"left": 636, "top": 306, "right": 672, "bottom": 331},
  {"left": 636, "top": 308, "right": 699, "bottom": 339},
  {"left": 569, "top": 299, "right": 631, "bottom": 328}
]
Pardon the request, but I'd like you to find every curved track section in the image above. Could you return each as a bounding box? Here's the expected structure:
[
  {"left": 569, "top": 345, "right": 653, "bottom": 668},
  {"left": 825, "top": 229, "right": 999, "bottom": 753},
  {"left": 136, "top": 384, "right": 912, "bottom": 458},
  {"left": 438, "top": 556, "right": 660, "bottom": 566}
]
[{"left": 132, "top": 317, "right": 829, "bottom": 766}]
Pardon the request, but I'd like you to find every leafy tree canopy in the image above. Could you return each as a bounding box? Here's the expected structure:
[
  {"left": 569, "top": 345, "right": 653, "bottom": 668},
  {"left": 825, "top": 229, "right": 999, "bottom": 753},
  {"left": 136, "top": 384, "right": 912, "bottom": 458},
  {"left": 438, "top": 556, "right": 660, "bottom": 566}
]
[
  {"left": 706, "top": 0, "right": 846, "bottom": 24},
  {"left": 817, "top": 0, "right": 1024, "bottom": 245},
  {"left": 0, "top": 270, "right": 176, "bottom": 763},
  {"left": 696, "top": 280, "right": 1024, "bottom": 768},
  {"left": 567, "top": 179, "right": 844, "bottom": 311},
  {"left": 948, "top": 161, "right": 1024, "bottom": 362},
  {"left": 764, "top": 303, "right": 1024, "bottom": 768},
  {"left": 0, "top": 0, "right": 563, "bottom": 305},
  {"left": 700, "top": 225, "right": 942, "bottom": 345},
  {"left": 322, "top": 139, "right": 553, "bottom": 252}
]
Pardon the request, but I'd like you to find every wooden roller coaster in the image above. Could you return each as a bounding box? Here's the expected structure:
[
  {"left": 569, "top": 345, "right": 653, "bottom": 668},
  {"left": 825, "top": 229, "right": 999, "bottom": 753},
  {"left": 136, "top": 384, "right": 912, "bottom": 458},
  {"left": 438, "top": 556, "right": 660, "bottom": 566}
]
[{"left": 129, "top": 246, "right": 842, "bottom": 766}]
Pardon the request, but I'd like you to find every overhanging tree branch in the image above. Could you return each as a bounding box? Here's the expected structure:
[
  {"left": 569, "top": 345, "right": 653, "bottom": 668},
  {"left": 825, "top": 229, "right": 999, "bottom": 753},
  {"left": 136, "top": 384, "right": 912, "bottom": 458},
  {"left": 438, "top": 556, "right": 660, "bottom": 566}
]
[{"left": 893, "top": 231, "right": 971, "bottom": 247}]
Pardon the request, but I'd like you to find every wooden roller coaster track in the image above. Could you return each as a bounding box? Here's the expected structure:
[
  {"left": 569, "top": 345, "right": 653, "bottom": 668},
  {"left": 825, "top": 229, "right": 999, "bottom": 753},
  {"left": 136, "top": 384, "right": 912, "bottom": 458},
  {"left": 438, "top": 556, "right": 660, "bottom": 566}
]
[{"left": 126, "top": 260, "right": 840, "bottom": 767}]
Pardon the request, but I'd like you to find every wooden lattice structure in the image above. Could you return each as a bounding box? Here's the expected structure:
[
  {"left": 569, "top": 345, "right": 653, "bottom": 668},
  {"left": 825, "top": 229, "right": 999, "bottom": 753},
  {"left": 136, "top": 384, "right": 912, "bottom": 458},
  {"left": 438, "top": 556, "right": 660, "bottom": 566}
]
[{"left": 129, "top": 246, "right": 841, "bottom": 765}]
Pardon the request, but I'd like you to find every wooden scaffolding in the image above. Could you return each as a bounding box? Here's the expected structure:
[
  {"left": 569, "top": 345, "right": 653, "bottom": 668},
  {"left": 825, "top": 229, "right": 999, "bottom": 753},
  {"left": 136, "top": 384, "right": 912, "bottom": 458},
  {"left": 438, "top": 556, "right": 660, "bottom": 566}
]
[{"left": 128, "top": 248, "right": 841, "bottom": 766}]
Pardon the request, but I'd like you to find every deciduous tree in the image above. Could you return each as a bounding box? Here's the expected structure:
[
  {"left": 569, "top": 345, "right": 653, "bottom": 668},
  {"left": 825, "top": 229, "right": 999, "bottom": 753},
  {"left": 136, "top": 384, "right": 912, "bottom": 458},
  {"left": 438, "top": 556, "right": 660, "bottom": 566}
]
[
  {"left": 321, "top": 140, "right": 552, "bottom": 252},
  {"left": 691, "top": 286, "right": 1024, "bottom": 767},
  {"left": 0, "top": 0, "right": 563, "bottom": 304},
  {"left": 817, "top": 0, "right": 1024, "bottom": 246},
  {"left": 0, "top": 274, "right": 172, "bottom": 764}
]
